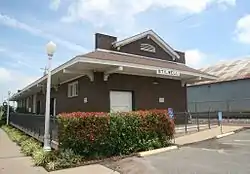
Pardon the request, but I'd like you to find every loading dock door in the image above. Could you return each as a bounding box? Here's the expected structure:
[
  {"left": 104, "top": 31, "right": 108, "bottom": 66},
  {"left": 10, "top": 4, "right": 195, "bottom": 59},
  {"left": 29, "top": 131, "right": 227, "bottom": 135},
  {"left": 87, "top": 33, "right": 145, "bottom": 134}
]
[{"left": 110, "top": 91, "right": 132, "bottom": 113}]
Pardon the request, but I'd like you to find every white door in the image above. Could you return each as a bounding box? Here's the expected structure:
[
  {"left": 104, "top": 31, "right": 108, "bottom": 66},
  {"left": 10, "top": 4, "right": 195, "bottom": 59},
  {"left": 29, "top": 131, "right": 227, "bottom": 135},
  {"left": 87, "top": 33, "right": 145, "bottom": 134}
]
[{"left": 110, "top": 91, "right": 132, "bottom": 112}]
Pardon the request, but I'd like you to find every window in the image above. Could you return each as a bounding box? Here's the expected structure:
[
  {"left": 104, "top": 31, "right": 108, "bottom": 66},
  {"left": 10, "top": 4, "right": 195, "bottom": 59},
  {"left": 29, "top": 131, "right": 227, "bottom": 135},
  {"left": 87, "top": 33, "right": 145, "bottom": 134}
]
[
  {"left": 68, "top": 81, "right": 78, "bottom": 97},
  {"left": 140, "top": 43, "right": 156, "bottom": 53}
]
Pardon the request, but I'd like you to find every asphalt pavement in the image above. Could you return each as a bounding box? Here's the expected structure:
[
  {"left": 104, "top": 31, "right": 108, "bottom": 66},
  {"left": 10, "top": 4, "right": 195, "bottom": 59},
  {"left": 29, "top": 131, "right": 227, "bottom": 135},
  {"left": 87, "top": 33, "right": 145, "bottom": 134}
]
[{"left": 145, "top": 129, "right": 250, "bottom": 174}]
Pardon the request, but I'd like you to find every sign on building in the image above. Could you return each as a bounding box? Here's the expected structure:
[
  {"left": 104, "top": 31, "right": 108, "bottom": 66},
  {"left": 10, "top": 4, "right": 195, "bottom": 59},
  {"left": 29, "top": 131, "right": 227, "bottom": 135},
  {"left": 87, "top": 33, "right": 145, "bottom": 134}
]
[
  {"left": 168, "top": 108, "right": 174, "bottom": 119},
  {"left": 156, "top": 69, "right": 181, "bottom": 77},
  {"left": 218, "top": 111, "right": 222, "bottom": 122}
]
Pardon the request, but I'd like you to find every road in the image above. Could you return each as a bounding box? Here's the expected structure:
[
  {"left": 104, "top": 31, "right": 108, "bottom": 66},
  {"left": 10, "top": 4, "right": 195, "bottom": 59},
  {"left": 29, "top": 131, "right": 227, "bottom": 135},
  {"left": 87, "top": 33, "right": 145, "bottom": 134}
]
[
  {"left": 104, "top": 129, "right": 250, "bottom": 174},
  {"left": 146, "top": 129, "right": 250, "bottom": 174}
]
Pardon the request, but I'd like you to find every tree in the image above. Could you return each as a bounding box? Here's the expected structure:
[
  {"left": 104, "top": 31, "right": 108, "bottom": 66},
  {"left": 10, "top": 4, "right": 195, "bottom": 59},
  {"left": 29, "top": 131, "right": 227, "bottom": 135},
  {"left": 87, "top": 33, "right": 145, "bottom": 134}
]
[{"left": 0, "top": 103, "right": 14, "bottom": 125}]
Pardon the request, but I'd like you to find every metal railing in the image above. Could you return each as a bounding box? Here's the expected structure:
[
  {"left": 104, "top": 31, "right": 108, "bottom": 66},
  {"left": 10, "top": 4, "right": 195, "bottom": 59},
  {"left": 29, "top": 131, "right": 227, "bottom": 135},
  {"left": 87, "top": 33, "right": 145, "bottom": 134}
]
[
  {"left": 174, "top": 112, "right": 218, "bottom": 137},
  {"left": 9, "top": 113, "right": 58, "bottom": 142},
  {"left": 9, "top": 111, "right": 250, "bottom": 144},
  {"left": 174, "top": 111, "right": 250, "bottom": 137}
]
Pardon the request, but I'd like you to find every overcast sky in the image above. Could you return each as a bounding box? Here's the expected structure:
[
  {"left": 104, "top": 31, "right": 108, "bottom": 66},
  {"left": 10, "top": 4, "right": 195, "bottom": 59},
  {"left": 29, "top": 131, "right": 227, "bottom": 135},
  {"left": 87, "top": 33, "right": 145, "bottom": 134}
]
[{"left": 0, "top": 0, "right": 250, "bottom": 99}]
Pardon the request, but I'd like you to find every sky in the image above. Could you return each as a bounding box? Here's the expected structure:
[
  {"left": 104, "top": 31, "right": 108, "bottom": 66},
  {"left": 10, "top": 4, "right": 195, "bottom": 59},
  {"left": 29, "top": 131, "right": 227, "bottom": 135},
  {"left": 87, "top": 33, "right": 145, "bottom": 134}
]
[{"left": 0, "top": 0, "right": 250, "bottom": 101}]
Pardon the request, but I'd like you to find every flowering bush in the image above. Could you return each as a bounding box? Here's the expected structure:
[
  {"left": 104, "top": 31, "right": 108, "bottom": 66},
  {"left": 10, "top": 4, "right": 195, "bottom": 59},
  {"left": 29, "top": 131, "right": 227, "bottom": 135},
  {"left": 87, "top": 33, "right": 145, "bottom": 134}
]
[{"left": 58, "top": 110, "right": 175, "bottom": 158}]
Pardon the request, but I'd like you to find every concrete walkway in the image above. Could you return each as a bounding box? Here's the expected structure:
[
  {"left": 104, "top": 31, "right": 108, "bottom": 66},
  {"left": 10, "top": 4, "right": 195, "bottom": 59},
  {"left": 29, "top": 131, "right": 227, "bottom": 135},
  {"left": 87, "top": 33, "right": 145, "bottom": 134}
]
[
  {"left": 174, "top": 125, "right": 243, "bottom": 146},
  {"left": 0, "top": 129, "right": 47, "bottom": 174},
  {"left": 0, "top": 129, "right": 119, "bottom": 174}
]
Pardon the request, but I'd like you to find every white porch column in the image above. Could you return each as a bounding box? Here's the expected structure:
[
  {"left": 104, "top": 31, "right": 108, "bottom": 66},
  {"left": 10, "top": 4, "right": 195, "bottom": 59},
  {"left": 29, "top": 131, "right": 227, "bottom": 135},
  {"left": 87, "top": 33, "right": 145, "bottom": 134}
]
[{"left": 32, "top": 94, "right": 37, "bottom": 114}]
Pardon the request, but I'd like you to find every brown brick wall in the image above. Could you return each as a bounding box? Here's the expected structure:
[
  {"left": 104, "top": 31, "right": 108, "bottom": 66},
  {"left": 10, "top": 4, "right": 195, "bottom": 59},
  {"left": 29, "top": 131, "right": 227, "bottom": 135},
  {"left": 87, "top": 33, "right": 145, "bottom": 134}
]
[
  {"left": 51, "top": 73, "right": 187, "bottom": 114},
  {"left": 117, "top": 37, "right": 185, "bottom": 64}
]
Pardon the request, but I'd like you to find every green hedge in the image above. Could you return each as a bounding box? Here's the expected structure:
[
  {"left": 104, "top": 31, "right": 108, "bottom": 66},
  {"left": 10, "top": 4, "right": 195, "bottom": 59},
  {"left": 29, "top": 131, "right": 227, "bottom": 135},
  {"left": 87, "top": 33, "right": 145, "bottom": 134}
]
[{"left": 58, "top": 110, "right": 175, "bottom": 158}]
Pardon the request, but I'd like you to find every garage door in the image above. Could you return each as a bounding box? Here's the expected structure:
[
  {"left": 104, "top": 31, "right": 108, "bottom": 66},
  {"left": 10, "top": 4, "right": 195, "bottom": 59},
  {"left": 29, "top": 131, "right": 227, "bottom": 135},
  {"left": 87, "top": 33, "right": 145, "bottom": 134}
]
[{"left": 110, "top": 91, "right": 132, "bottom": 112}]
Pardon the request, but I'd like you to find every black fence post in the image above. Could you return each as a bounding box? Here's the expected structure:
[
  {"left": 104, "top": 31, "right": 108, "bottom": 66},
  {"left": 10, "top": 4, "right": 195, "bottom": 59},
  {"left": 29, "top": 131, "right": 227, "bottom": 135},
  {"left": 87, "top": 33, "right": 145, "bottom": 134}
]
[
  {"left": 38, "top": 128, "right": 40, "bottom": 138},
  {"left": 208, "top": 111, "right": 211, "bottom": 129},
  {"left": 185, "top": 112, "right": 188, "bottom": 134},
  {"left": 217, "top": 111, "right": 220, "bottom": 126},
  {"left": 197, "top": 113, "right": 200, "bottom": 132}
]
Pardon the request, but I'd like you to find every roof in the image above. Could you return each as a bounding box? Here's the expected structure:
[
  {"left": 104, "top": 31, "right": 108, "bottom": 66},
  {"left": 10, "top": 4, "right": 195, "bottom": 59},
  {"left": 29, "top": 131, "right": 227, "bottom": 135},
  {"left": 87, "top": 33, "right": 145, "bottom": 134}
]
[
  {"left": 112, "top": 30, "right": 180, "bottom": 60},
  {"left": 83, "top": 49, "right": 216, "bottom": 79},
  {"left": 10, "top": 49, "right": 217, "bottom": 100},
  {"left": 190, "top": 57, "right": 250, "bottom": 86}
]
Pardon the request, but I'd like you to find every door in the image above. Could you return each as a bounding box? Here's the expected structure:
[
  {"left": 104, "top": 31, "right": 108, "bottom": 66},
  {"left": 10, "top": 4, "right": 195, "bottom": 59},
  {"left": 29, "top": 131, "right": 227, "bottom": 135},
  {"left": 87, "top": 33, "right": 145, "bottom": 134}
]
[
  {"left": 32, "top": 94, "right": 36, "bottom": 114},
  {"left": 36, "top": 101, "right": 41, "bottom": 114},
  {"left": 110, "top": 91, "right": 133, "bottom": 112}
]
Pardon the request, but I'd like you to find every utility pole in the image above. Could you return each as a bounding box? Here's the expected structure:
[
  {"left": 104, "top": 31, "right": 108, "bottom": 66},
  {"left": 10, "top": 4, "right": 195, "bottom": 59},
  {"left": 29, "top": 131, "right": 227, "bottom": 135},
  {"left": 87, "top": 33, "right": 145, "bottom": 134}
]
[{"left": 41, "top": 66, "right": 48, "bottom": 76}]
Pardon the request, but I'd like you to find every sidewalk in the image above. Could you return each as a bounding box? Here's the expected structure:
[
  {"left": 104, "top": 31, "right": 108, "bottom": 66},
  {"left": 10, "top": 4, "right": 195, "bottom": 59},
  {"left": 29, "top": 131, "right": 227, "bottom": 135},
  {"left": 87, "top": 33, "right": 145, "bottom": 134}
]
[
  {"left": 0, "top": 129, "right": 47, "bottom": 174},
  {"left": 174, "top": 125, "right": 243, "bottom": 146},
  {"left": 0, "top": 129, "right": 119, "bottom": 174}
]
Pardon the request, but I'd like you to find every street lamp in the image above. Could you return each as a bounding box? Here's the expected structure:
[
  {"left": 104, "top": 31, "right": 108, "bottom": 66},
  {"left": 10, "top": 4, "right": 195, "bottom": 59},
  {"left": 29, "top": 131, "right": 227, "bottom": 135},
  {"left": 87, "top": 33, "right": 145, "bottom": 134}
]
[{"left": 44, "top": 41, "right": 56, "bottom": 151}]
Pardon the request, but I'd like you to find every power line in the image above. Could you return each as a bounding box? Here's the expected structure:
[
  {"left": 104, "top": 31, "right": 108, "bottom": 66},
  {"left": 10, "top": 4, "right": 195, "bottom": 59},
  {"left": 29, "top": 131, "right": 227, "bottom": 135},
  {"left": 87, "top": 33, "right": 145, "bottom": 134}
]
[{"left": 175, "top": 3, "right": 219, "bottom": 24}]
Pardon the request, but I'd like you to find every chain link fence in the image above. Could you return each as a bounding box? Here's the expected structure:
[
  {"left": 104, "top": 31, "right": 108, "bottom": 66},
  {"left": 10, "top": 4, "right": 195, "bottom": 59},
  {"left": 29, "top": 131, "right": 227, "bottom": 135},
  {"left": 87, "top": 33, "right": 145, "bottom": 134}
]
[{"left": 188, "top": 98, "right": 250, "bottom": 112}]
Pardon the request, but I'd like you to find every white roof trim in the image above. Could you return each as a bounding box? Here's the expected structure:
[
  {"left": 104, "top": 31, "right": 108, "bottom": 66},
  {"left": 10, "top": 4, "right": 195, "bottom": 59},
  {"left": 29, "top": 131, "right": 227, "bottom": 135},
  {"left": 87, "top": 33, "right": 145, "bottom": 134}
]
[
  {"left": 10, "top": 56, "right": 80, "bottom": 100},
  {"left": 10, "top": 54, "right": 216, "bottom": 100},
  {"left": 112, "top": 30, "right": 180, "bottom": 59},
  {"left": 77, "top": 56, "right": 217, "bottom": 80}
]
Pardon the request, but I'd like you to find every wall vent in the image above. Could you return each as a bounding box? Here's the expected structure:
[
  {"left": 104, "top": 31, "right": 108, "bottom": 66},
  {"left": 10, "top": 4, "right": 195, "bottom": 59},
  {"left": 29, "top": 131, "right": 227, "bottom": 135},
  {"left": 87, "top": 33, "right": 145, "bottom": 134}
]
[{"left": 140, "top": 43, "right": 156, "bottom": 53}]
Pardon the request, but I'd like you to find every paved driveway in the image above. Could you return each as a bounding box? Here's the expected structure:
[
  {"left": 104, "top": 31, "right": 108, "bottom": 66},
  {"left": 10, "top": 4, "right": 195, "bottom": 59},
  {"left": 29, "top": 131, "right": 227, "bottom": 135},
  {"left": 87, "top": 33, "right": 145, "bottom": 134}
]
[{"left": 146, "top": 129, "right": 250, "bottom": 174}]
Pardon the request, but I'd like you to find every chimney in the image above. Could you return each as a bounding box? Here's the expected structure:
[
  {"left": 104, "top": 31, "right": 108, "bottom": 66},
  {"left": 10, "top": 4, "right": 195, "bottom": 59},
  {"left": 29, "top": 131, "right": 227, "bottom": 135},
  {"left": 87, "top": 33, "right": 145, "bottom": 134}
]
[
  {"left": 175, "top": 51, "right": 186, "bottom": 64},
  {"left": 95, "top": 33, "right": 117, "bottom": 50}
]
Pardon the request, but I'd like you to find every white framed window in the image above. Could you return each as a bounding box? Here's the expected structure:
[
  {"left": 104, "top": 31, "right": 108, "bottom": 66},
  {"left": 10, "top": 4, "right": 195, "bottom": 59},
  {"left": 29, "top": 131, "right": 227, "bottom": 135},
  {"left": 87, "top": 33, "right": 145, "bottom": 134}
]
[
  {"left": 140, "top": 43, "right": 156, "bottom": 53},
  {"left": 68, "top": 81, "right": 78, "bottom": 98}
]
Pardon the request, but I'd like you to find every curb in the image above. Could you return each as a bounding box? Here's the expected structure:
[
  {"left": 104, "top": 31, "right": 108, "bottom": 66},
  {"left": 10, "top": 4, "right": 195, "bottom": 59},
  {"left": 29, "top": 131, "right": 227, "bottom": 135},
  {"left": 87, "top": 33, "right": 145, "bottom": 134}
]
[
  {"left": 234, "top": 127, "right": 249, "bottom": 133},
  {"left": 177, "top": 137, "right": 217, "bottom": 147},
  {"left": 177, "top": 127, "right": 247, "bottom": 147},
  {"left": 216, "top": 132, "right": 235, "bottom": 139},
  {"left": 137, "top": 146, "right": 178, "bottom": 157},
  {"left": 215, "top": 127, "right": 248, "bottom": 139}
]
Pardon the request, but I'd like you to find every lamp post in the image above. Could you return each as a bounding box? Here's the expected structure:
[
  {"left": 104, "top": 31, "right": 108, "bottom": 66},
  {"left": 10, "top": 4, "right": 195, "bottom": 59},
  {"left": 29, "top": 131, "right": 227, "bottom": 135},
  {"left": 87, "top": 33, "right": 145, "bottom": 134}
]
[
  {"left": 43, "top": 41, "right": 56, "bottom": 151},
  {"left": 6, "top": 91, "right": 11, "bottom": 125}
]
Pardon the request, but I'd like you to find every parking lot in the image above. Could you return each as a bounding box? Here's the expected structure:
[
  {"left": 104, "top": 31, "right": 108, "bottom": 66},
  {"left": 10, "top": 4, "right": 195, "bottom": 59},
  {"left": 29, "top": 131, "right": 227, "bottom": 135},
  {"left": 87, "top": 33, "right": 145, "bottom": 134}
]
[{"left": 146, "top": 129, "right": 250, "bottom": 174}]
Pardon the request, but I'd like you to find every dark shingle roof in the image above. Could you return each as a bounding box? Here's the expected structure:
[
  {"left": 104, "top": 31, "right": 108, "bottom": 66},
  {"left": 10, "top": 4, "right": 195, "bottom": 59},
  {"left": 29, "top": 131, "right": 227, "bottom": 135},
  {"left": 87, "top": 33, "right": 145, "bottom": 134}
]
[{"left": 83, "top": 50, "right": 215, "bottom": 78}]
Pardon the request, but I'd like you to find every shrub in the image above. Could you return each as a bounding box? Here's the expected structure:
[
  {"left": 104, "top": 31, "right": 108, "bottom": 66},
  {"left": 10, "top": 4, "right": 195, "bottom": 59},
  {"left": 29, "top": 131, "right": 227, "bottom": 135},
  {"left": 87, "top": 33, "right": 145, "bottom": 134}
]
[
  {"left": 46, "top": 149, "right": 83, "bottom": 170},
  {"left": 1, "top": 125, "right": 29, "bottom": 144},
  {"left": 58, "top": 149, "right": 83, "bottom": 165},
  {"left": 21, "top": 138, "right": 41, "bottom": 156},
  {"left": 12, "top": 132, "right": 29, "bottom": 144},
  {"left": 46, "top": 161, "right": 58, "bottom": 171},
  {"left": 33, "top": 149, "right": 55, "bottom": 166},
  {"left": 58, "top": 109, "right": 175, "bottom": 158},
  {"left": 0, "top": 110, "right": 5, "bottom": 126},
  {"left": 44, "top": 149, "right": 83, "bottom": 171},
  {"left": 58, "top": 112, "right": 110, "bottom": 158}
]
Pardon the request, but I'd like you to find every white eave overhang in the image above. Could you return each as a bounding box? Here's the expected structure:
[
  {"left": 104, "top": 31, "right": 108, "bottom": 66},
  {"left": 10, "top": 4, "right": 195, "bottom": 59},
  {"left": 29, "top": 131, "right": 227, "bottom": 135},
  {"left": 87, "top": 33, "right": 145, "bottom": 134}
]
[{"left": 10, "top": 55, "right": 217, "bottom": 101}]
